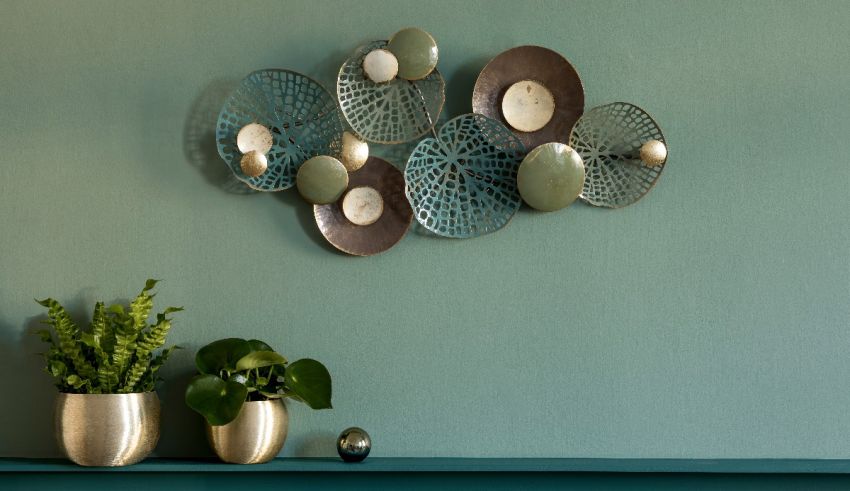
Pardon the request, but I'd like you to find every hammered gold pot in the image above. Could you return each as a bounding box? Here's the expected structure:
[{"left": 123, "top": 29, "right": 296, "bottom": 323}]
[
  {"left": 206, "top": 400, "right": 288, "bottom": 464},
  {"left": 55, "top": 392, "right": 160, "bottom": 466}
]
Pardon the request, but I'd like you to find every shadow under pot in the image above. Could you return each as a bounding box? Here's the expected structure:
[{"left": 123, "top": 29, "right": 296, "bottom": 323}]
[
  {"left": 55, "top": 392, "right": 160, "bottom": 466},
  {"left": 206, "top": 400, "right": 289, "bottom": 464}
]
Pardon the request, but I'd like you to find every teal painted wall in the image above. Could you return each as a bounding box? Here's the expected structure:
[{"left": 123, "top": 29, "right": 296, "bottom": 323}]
[{"left": 1, "top": 0, "right": 849, "bottom": 459}]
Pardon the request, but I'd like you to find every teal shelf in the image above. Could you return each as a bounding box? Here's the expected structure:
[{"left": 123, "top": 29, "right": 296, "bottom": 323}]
[{"left": 3, "top": 458, "right": 850, "bottom": 474}]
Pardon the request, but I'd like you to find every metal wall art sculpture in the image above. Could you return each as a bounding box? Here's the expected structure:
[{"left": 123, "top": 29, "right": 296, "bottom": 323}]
[{"left": 210, "top": 28, "right": 669, "bottom": 256}]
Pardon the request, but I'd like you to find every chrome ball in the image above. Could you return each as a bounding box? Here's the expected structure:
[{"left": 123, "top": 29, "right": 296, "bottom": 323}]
[{"left": 337, "top": 427, "right": 371, "bottom": 462}]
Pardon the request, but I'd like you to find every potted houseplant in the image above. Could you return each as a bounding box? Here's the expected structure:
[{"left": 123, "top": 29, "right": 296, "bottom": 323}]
[
  {"left": 35, "top": 279, "right": 182, "bottom": 466},
  {"left": 185, "top": 338, "right": 332, "bottom": 464}
]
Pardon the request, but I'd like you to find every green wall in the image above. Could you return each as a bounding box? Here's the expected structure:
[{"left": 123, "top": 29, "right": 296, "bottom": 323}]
[{"left": 2, "top": 0, "right": 849, "bottom": 459}]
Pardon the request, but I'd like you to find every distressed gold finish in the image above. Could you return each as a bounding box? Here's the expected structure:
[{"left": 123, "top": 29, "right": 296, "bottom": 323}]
[
  {"left": 501, "top": 80, "right": 556, "bottom": 133},
  {"left": 206, "top": 400, "right": 288, "bottom": 464},
  {"left": 315, "top": 157, "right": 412, "bottom": 256},
  {"left": 340, "top": 131, "right": 369, "bottom": 172},
  {"left": 472, "top": 45, "right": 584, "bottom": 151},
  {"left": 240, "top": 150, "right": 268, "bottom": 177},
  {"left": 342, "top": 186, "right": 384, "bottom": 226},
  {"left": 640, "top": 139, "right": 668, "bottom": 167},
  {"left": 55, "top": 392, "right": 160, "bottom": 467}
]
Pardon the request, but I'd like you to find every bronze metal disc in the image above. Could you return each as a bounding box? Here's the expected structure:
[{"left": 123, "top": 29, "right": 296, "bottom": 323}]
[
  {"left": 314, "top": 157, "right": 412, "bottom": 256},
  {"left": 472, "top": 46, "right": 584, "bottom": 151}
]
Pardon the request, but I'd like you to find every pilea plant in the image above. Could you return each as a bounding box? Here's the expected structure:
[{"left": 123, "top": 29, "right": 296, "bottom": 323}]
[
  {"left": 36, "top": 279, "right": 182, "bottom": 393},
  {"left": 185, "top": 338, "right": 332, "bottom": 425}
]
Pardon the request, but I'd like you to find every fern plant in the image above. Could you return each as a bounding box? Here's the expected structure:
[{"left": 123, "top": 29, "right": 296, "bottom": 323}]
[{"left": 36, "top": 279, "right": 182, "bottom": 394}]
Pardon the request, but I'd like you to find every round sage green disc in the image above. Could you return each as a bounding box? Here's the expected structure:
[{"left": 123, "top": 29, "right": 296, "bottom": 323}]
[
  {"left": 296, "top": 156, "right": 349, "bottom": 205},
  {"left": 386, "top": 28, "right": 438, "bottom": 80},
  {"left": 517, "top": 142, "right": 585, "bottom": 211}
]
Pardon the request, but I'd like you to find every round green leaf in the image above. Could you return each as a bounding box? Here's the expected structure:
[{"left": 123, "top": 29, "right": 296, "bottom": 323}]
[
  {"left": 284, "top": 358, "right": 332, "bottom": 410},
  {"left": 247, "top": 339, "right": 274, "bottom": 352},
  {"left": 235, "top": 350, "right": 288, "bottom": 371},
  {"left": 195, "top": 338, "right": 251, "bottom": 375},
  {"left": 184, "top": 374, "right": 248, "bottom": 426}
]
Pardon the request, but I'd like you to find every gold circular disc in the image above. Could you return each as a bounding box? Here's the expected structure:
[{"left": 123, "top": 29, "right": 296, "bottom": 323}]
[
  {"left": 342, "top": 186, "right": 384, "bottom": 226},
  {"left": 315, "top": 157, "right": 412, "bottom": 256},
  {"left": 236, "top": 123, "right": 273, "bottom": 154},
  {"left": 501, "top": 80, "right": 556, "bottom": 133},
  {"left": 240, "top": 150, "right": 268, "bottom": 177},
  {"left": 362, "top": 49, "right": 399, "bottom": 83},
  {"left": 340, "top": 131, "right": 369, "bottom": 172}
]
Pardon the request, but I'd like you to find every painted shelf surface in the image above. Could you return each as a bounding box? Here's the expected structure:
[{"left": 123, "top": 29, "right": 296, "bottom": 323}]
[{"left": 3, "top": 458, "right": 850, "bottom": 474}]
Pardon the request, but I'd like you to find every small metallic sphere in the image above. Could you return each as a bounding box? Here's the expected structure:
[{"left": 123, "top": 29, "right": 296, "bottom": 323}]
[
  {"left": 639, "top": 139, "right": 667, "bottom": 167},
  {"left": 240, "top": 150, "right": 268, "bottom": 177},
  {"left": 337, "top": 427, "right": 371, "bottom": 462},
  {"left": 340, "top": 131, "right": 369, "bottom": 172}
]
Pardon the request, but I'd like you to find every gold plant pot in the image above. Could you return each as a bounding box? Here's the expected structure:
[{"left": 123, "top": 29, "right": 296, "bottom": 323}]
[
  {"left": 55, "top": 392, "right": 160, "bottom": 467},
  {"left": 206, "top": 400, "right": 289, "bottom": 464}
]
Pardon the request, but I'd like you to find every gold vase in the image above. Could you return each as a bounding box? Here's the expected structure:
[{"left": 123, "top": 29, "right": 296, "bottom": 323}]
[
  {"left": 55, "top": 392, "right": 160, "bottom": 466},
  {"left": 206, "top": 399, "right": 288, "bottom": 464}
]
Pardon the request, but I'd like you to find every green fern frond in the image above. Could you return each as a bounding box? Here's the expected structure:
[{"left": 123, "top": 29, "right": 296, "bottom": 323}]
[
  {"left": 136, "top": 317, "right": 172, "bottom": 355},
  {"left": 37, "top": 298, "right": 96, "bottom": 381},
  {"left": 129, "top": 279, "right": 159, "bottom": 332},
  {"left": 35, "top": 280, "right": 180, "bottom": 394},
  {"left": 111, "top": 332, "right": 136, "bottom": 378},
  {"left": 138, "top": 345, "right": 180, "bottom": 392},
  {"left": 120, "top": 354, "right": 151, "bottom": 393}
]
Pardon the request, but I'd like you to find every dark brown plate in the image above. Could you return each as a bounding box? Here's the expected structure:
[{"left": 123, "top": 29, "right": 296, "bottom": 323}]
[
  {"left": 314, "top": 157, "right": 412, "bottom": 256},
  {"left": 472, "top": 46, "right": 584, "bottom": 151}
]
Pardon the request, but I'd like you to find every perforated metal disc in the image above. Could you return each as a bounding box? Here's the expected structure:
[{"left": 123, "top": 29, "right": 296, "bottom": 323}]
[
  {"left": 338, "top": 41, "right": 445, "bottom": 144},
  {"left": 404, "top": 114, "right": 526, "bottom": 238},
  {"left": 569, "top": 102, "right": 667, "bottom": 208},
  {"left": 216, "top": 69, "right": 343, "bottom": 191}
]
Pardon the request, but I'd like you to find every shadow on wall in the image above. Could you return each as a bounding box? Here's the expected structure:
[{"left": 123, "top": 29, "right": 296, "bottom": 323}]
[
  {"left": 445, "top": 56, "right": 490, "bottom": 119},
  {"left": 289, "top": 431, "right": 338, "bottom": 457},
  {"left": 0, "top": 318, "right": 58, "bottom": 456},
  {"left": 183, "top": 78, "right": 256, "bottom": 195},
  {"left": 0, "top": 297, "right": 98, "bottom": 457},
  {"left": 271, "top": 191, "right": 342, "bottom": 255},
  {"left": 154, "top": 344, "right": 212, "bottom": 458}
]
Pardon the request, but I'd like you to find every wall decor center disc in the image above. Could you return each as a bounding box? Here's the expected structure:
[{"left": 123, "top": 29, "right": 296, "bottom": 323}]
[
  {"left": 404, "top": 113, "right": 526, "bottom": 238},
  {"left": 472, "top": 45, "right": 584, "bottom": 152},
  {"left": 314, "top": 157, "right": 412, "bottom": 256}
]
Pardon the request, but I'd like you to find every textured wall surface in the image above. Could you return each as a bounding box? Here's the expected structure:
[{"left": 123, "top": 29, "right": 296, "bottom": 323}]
[{"left": 1, "top": 0, "right": 849, "bottom": 458}]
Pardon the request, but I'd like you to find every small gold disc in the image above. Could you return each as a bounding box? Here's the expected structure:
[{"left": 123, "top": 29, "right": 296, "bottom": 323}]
[
  {"left": 342, "top": 186, "right": 384, "bottom": 226},
  {"left": 236, "top": 123, "right": 274, "bottom": 154},
  {"left": 240, "top": 150, "right": 268, "bottom": 177},
  {"left": 362, "top": 49, "right": 399, "bottom": 84},
  {"left": 501, "top": 80, "right": 556, "bottom": 133},
  {"left": 340, "top": 131, "right": 369, "bottom": 172}
]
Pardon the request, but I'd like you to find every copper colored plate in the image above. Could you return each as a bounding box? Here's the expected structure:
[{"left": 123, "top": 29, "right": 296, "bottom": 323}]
[
  {"left": 472, "top": 45, "right": 584, "bottom": 151},
  {"left": 314, "top": 157, "right": 412, "bottom": 256}
]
